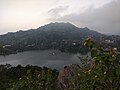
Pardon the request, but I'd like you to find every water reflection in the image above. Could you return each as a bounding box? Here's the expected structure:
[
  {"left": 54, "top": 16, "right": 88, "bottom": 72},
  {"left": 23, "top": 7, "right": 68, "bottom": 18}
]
[{"left": 0, "top": 50, "right": 80, "bottom": 69}]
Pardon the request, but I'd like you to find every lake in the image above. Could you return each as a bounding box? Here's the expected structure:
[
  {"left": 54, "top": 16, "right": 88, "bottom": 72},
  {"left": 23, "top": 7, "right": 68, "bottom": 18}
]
[{"left": 0, "top": 50, "right": 80, "bottom": 69}]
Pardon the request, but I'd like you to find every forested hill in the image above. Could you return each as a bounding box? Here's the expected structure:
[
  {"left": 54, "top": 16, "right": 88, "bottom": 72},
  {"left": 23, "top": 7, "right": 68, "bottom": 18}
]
[
  {"left": 0, "top": 22, "right": 105, "bottom": 45},
  {"left": 0, "top": 22, "right": 120, "bottom": 54}
]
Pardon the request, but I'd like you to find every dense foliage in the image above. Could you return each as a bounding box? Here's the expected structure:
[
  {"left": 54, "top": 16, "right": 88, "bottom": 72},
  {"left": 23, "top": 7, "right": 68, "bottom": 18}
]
[
  {"left": 0, "top": 65, "right": 58, "bottom": 90},
  {"left": 77, "top": 38, "right": 120, "bottom": 90}
]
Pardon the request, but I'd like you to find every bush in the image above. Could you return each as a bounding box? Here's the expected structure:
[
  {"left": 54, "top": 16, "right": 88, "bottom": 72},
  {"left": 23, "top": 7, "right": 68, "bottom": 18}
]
[
  {"left": 78, "top": 38, "right": 120, "bottom": 90},
  {"left": 8, "top": 68, "right": 58, "bottom": 90}
]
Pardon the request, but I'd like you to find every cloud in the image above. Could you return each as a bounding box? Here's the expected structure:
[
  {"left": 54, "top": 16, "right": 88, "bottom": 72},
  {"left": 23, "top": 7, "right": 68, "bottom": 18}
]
[
  {"left": 47, "top": 6, "right": 69, "bottom": 19},
  {"left": 0, "top": 0, "right": 117, "bottom": 34},
  {"left": 49, "top": 0, "right": 120, "bottom": 34}
]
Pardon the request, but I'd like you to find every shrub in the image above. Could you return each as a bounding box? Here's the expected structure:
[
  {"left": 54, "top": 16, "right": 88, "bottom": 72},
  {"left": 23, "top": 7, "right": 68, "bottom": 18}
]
[{"left": 78, "top": 38, "right": 120, "bottom": 90}]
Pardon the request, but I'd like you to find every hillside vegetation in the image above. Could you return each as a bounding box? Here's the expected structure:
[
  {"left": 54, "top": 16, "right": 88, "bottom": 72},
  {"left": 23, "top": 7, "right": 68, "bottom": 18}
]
[{"left": 0, "top": 22, "right": 120, "bottom": 55}]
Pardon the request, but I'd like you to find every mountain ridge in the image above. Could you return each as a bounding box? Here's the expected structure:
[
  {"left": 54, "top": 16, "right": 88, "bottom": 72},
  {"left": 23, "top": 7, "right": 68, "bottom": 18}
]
[
  {"left": 0, "top": 22, "right": 104, "bottom": 44},
  {"left": 0, "top": 22, "right": 120, "bottom": 55}
]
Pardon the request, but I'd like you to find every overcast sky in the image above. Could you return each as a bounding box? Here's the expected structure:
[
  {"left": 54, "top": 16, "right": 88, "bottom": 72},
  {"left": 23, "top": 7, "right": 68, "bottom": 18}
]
[{"left": 0, "top": 0, "right": 120, "bottom": 34}]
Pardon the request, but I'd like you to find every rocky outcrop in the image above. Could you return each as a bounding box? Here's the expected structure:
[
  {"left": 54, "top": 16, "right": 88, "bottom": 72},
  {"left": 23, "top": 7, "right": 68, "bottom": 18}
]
[{"left": 57, "top": 64, "right": 81, "bottom": 90}]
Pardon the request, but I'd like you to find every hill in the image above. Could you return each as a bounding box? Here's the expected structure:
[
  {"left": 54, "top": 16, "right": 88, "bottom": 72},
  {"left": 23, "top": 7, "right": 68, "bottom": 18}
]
[
  {"left": 0, "top": 22, "right": 120, "bottom": 54},
  {"left": 0, "top": 22, "right": 104, "bottom": 44}
]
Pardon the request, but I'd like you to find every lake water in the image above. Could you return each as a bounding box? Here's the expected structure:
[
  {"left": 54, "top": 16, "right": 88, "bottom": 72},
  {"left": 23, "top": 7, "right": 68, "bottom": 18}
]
[{"left": 0, "top": 50, "right": 80, "bottom": 69}]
